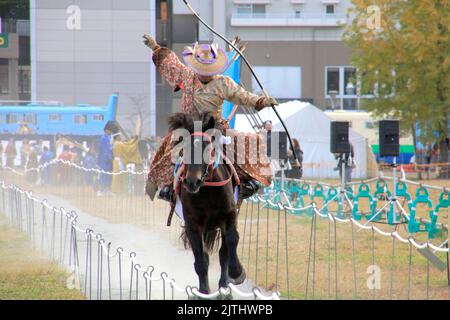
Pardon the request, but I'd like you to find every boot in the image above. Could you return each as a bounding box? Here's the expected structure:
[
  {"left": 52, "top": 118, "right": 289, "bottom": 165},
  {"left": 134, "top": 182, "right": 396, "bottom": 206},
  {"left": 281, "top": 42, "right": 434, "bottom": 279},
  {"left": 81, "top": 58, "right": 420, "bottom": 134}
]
[
  {"left": 239, "top": 179, "right": 260, "bottom": 200},
  {"left": 158, "top": 184, "right": 174, "bottom": 202}
]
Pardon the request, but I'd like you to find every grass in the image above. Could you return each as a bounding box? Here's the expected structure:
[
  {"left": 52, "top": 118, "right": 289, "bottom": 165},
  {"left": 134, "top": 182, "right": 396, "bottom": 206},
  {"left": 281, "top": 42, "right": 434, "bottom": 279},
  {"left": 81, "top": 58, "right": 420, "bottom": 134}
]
[
  {"left": 1, "top": 168, "right": 449, "bottom": 300},
  {"left": 0, "top": 215, "right": 85, "bottom": 300}
]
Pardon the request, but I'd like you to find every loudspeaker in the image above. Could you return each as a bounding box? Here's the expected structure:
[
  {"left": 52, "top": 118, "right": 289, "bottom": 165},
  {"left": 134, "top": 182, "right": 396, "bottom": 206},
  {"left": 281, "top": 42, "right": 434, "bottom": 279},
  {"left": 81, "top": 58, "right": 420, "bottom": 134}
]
[
  {"left": 379, "top": 120, "right": 399, "bottom": 157},
  {"left": 330, "top": 121, "right": 350, "bottom": 153},
  {"left": 278, "top": 131, "right": 288, "bottom": 160}
]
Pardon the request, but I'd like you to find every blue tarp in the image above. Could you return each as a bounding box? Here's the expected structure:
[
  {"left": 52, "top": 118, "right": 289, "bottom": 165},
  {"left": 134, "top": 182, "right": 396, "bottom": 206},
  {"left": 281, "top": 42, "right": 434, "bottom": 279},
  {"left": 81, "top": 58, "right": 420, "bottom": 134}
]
[{"left": 221, "top": 53, "right": 241, "bottom": 129}]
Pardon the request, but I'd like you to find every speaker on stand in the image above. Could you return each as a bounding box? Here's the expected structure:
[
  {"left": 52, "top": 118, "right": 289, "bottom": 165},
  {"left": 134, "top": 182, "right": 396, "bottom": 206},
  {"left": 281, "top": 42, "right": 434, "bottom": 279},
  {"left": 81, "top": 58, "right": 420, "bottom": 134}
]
[
  {"left": 378, "top": 120, "right": 401, "bottom": 223},
  {"left": 330, "top": 121, "right": 353, "bottom": 216}
]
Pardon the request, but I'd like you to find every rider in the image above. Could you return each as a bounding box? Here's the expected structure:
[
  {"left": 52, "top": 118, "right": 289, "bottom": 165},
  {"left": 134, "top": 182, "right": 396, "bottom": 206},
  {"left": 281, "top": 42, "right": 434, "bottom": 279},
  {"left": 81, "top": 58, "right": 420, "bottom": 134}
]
[{"left": 143, "top": 35, "right": 276, "bottom": 203}]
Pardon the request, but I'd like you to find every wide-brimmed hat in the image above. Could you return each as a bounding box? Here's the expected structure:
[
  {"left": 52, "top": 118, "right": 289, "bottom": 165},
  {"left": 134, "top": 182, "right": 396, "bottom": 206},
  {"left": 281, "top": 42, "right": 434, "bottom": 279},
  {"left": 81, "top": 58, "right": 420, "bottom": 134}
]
[{"left": 182, "top": 42, "right": 228, "bottom": 76}]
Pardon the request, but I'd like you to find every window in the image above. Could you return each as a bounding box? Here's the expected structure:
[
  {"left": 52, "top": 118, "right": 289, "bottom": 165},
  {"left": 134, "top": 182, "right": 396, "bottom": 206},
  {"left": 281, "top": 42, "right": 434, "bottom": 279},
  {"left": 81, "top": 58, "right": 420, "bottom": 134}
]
[
  {"left": 73, "top": 114, "right": 87, "bottom": 124},
  {"left": 295, "top": 10, "right": 301, "bottom": 18},
  {"left": 24, "top": 114, "right": 36, "bottom": 124},
  {"left": 253, "top": 4, "right": 266, "bottom": 14},
  {"left": 326, "top": 67, "right": 340, "bottom": 95},
  {"left": 365, "top": 121, "right": 378, "bottom": 129},
  {"left": 236, "top": 4, "right": 266, "bottom": 16},
  {"left": 6, "top": 114, "right": 19, "bottom": 124},
  {"left": 49, "top": 114, "right": 62, "bottom": 121},
  {"left": 92, "top": 114, "right": 104, "bottom": 121},
  {"left": 326, "top": 5, "right": 335, "bottom": 14},
  {"left": 252, "top": 66, "right": 301, "bottom": 99},
  {"left": 237, "top": 4, "right": 252, "bottom": 14},
  {"left": 0, "top": 58, "right": 8, "bottom": 95},
  {"left": 18, "top": 66, "right": 31, "bottom": 95},
  {"left": 326, "top": 66, "right": 365, "bottom": 110}
]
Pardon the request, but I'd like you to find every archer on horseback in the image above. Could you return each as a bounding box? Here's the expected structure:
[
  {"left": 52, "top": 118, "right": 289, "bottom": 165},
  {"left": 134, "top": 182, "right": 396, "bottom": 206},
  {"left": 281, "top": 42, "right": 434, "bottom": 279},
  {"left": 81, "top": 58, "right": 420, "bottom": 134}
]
[{"left": 143, "top": 34, "right": 277, "bottom": 205}]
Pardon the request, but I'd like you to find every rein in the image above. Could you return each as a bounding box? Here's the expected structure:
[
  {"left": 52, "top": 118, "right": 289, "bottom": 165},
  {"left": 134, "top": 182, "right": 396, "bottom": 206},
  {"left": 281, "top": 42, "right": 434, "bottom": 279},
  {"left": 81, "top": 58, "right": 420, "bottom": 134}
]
[{"left": 173, "top": 131, "right": 238, "bottom": 189}]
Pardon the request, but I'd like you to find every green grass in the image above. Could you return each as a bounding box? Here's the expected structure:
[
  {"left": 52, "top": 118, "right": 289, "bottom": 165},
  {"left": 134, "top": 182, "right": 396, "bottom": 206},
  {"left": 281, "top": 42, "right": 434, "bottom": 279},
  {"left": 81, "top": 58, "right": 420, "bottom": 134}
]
[{"left": 0, "top": 216, "right": 85, "bottom": 300}]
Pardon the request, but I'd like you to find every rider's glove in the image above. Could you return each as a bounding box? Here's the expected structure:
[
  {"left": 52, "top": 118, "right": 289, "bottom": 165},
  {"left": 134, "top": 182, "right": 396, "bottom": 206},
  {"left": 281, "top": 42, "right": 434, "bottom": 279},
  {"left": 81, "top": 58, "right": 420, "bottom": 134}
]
[
  {"left": 255, "top": 96, "right": 278, "bottom": 111},
  {"left": 143, "top": 34, "right": 160, "bottom": 51}
]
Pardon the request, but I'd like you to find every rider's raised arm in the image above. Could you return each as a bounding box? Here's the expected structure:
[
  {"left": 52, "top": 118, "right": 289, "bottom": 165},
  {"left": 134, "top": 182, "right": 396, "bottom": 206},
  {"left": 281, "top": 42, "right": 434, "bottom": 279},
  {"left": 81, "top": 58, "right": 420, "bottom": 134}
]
[
  {"left": 143, "top": 34, "right": 194, "bottom": 90},
  {"left": 221, "top": 76, "right": 277, "bottom": 111}
]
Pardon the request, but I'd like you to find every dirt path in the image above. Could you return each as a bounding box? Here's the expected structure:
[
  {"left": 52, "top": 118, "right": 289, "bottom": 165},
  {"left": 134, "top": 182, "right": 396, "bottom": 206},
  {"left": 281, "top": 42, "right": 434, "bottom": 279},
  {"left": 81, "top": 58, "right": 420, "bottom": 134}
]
[{"left": 41, "top": 193, "right": 266, "bottom": 300}]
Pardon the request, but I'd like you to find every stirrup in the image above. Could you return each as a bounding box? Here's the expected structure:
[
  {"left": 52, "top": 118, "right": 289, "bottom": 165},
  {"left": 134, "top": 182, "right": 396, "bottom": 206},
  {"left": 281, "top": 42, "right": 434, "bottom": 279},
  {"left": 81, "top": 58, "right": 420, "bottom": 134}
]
[
  {"left": 239, "top": 180, "right": 260, "bottom": 200},
  {"left": 158, "top": 185, "right": 174, "bottom": 202}
]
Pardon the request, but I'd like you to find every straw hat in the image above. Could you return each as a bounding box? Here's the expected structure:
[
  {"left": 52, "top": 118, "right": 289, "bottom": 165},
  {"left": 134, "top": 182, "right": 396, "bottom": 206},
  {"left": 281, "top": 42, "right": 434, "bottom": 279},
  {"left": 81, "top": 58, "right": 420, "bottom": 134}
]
[{"left": 182, "top": 42, "right": 229, "bottom": 76}]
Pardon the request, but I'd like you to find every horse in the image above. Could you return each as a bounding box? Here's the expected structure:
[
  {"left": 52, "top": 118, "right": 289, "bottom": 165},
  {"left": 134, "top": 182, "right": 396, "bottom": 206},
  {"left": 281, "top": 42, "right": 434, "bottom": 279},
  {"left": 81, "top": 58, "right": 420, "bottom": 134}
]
[{"left": 168, "top": 112, "right": 246, "bottom": 295}]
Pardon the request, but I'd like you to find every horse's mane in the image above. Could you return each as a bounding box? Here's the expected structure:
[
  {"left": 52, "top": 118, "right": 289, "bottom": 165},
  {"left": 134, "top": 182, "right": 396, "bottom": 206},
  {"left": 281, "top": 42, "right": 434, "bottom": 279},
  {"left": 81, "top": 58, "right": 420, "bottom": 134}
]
[
  {"left": 168, "top": 112, "right": 215, "bottom": 133},
  {"left": 168, "top": 112, "right": 194, "bottom": 132}
]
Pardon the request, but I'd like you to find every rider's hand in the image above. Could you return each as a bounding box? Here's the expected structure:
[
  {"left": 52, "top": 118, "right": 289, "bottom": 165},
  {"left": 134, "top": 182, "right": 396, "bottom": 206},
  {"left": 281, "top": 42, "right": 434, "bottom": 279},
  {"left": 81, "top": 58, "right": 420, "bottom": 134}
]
[
  {"left": 255, "top": 96, "right": 278, "bottom": 111},
  {"left": 143, "top": 34, "right": 159, "bottom": 51}
]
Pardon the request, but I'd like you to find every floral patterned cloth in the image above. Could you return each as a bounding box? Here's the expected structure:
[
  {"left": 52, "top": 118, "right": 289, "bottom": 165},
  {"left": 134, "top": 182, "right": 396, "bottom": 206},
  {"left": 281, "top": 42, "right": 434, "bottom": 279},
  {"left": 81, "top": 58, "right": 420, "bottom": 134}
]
[{"left": 148, "top": 47, "right": 272, "bottom": 188}]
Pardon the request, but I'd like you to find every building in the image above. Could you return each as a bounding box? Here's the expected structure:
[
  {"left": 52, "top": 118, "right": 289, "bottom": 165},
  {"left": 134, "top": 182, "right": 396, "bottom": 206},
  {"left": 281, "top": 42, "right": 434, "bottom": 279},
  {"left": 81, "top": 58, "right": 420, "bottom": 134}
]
[
  {"left": 0, "top": 18, "right": 31, "bottom": 101},
  {"left": 30, "top": 0, "right": 156, "bottom": 137},
  {"left": 1, "top": 0, "right": 368, "bottom": 137}
]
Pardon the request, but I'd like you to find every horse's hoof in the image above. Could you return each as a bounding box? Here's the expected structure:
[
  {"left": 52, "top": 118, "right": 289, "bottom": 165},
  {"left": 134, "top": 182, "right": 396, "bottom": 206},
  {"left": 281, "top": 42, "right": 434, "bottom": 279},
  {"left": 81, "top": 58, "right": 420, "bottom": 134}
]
[
  {"left": 217, "top": 292, "right": 233, "bottom": 300},
  {"left": 229, "top": 269, "right": 246, "bottom": 285}
]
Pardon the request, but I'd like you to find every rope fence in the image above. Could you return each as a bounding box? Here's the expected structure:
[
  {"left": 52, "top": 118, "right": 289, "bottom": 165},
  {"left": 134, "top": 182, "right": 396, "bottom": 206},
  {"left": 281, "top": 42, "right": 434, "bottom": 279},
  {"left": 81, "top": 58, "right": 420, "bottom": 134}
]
[
  {"left": 0, "top": 160, "right": 449, "bottom": 300},
  {"left": 0, "top": 180, "right": 280, "bottom": 300}
]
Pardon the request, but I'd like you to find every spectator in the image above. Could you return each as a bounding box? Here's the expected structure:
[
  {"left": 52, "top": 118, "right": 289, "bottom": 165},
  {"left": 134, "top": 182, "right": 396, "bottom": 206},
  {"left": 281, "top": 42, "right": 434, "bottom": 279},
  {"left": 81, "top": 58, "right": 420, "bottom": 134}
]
[
  {"left": 286, "top": 139, "right": 303, "bottom": 179},
  {"left": 5, "top": 138, "right": 17, "bottom": 168},
  {"left": 112, "top": 134, "right": 142, "bottom": 194},
  {"left": 262, "top": 120, "right": 273, "bottom": 158},
  {"left": 57, "top": 145, "right": 72, "bottom": 184},
  {"left": 111, "top": 134, "right": 127, "bottom": 193},
  {"left": 20, "top": 139, "right": 31, "bottom": 168},
  {"left": 69, "top": 146, "right": 83, "bottom": 185},
  {"left": 424, "top": 142, "right": 432, "bottom": 179},
  {"left": 26, "top": 146, "right": 39, "bottom": 184},
  {"left": 34, "top": 139, "right": 44, "bottom": 158},
  {"left": 335, "top": 143, "right": 355, "bottom": 184},
  {"left": 82, "top": 148, "right": 97, "bottom": 188},
  {"left": 97, "top": 124, "right": 114, "bottom": 195},
  {"left": 39, "top": 146, "right": 54, "bottom": 185},
  {"left": 18, "top": 122, "right": 32, "bottom": 134},
  {"left": 0, "top": 142, "right": 3, "bottom": 168}
]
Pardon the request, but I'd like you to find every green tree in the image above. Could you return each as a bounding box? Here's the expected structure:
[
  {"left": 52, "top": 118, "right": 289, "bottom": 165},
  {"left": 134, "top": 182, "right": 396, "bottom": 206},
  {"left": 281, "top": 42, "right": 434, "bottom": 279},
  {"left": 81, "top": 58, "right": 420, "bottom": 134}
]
[{"left": 344, "top": 0, "right": 450, "bottom": 169}]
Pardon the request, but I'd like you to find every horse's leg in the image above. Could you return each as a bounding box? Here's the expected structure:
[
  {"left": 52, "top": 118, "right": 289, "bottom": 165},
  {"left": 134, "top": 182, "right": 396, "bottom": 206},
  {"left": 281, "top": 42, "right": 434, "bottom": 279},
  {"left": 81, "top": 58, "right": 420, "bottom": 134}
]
[
  {"left": 186, "top": 228, "right": 210, "bottom": 294},
  {"left": 218, "top": 233, "right": 229, "bottom": 288},
  {"left": 225, "top": 218, "right": 246, "bottom": 285},
  {"left": 218, "top": 232, "right": 234, "bottom": 300}
]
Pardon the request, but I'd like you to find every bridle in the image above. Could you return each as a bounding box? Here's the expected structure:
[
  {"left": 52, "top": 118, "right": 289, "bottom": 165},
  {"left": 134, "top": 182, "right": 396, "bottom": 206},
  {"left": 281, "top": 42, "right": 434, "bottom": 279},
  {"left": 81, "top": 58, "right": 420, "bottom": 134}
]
[{"left": 174, "top": 132, "right": 233, "bottom": 189}]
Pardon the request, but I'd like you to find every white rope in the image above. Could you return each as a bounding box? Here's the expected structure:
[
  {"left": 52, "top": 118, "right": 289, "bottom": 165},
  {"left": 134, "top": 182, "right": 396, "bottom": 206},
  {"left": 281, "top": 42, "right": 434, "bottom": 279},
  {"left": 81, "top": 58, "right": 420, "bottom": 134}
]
[{"left": 0, "top": 180, "right": 280, "bottom": 300}]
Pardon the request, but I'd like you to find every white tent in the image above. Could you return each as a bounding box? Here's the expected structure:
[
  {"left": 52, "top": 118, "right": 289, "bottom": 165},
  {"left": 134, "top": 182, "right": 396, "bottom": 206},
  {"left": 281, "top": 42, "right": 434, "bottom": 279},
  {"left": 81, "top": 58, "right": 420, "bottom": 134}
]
[{"left": 235, "top": 101, "right": 369, "bottom": 179}]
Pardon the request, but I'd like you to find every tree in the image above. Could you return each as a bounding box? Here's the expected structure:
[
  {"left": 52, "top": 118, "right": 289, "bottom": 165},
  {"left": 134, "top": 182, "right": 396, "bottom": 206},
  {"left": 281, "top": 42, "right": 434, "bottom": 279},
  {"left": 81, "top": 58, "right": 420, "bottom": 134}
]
[{"left": 344, "top": 0, "right": 450, "bottom": 171}]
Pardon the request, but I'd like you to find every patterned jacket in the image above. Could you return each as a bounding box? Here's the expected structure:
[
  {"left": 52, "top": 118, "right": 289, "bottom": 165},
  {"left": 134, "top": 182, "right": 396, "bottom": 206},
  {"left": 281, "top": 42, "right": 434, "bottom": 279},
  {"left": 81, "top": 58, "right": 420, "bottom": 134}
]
[{"left": 152, "top": 47, "right": 261, "bottom": 121}]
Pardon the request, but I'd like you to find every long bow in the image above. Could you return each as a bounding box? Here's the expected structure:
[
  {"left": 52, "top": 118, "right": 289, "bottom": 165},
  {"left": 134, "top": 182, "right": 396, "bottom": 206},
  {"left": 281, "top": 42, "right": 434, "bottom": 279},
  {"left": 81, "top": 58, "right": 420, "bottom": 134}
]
[{"left": 182, "top": 0, "right": 299, "bottom": 163}]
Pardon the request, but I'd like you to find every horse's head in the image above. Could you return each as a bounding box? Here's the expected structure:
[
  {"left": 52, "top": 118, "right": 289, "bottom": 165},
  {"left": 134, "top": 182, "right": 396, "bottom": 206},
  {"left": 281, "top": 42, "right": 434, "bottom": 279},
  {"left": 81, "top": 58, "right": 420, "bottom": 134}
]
[{"left": 169, "top": 112, "right": 218, "bottom": 194}]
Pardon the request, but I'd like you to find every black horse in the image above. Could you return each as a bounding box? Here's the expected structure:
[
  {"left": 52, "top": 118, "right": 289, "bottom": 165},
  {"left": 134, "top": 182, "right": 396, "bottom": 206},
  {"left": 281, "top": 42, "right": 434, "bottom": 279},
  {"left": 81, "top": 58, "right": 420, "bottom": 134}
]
[{"left": 168, "top": 112, "right": 246, "bottom": 295}]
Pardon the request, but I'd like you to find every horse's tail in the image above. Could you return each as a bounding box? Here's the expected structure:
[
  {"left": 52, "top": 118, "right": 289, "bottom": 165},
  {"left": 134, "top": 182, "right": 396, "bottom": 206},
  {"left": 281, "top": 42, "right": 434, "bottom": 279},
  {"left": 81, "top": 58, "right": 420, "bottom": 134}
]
[
  {"left": 180, "top": 227, "right": 221, "bottom": 253},
  {"left": 203, "top": 229, "right": 221, "bottom": 253}
]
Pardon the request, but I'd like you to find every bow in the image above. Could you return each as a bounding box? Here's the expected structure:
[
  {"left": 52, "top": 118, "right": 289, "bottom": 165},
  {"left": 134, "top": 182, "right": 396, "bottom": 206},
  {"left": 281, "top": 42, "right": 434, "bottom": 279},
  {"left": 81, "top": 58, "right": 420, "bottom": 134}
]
[{"left": 181, "top": 0, "right": 300, "bottom": 163}]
